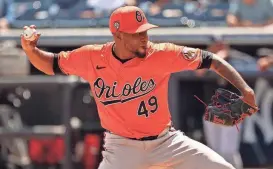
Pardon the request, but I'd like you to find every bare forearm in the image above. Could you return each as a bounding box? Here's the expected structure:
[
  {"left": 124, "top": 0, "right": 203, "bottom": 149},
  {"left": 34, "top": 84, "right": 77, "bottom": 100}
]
[
  {"left": 210, "top": 54, "right": 251, "bottom": 94},
  {"left": 24, "top": 47, "right": 54, "bottom": 75}
]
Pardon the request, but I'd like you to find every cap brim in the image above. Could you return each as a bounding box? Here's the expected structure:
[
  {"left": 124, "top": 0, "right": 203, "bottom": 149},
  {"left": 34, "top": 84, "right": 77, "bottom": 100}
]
[{"left": 125, "top": 23, "right": 158, "bottom": 34}]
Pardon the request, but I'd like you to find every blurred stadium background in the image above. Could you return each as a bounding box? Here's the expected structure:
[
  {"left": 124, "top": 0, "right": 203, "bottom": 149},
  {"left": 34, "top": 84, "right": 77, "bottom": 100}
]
[{"left": 0, "top": 0, "right": 273, "bottom": 169}]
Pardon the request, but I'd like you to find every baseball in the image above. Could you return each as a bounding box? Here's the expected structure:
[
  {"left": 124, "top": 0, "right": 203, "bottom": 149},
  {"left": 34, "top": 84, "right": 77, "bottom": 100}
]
[{"left": 23, "top": 27, "right": 37, "bottom": 41}]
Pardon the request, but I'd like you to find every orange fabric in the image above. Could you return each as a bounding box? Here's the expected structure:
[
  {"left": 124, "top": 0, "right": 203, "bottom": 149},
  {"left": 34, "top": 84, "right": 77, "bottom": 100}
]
[
  {"left": 58, "top": 45, "right": 93, "bottom": 80},
  {"left": 109, "top": 6, "right": 158, "bottom": 33},
  {"left": 58, "top": 42, "right": 202, "bottom": 139}
]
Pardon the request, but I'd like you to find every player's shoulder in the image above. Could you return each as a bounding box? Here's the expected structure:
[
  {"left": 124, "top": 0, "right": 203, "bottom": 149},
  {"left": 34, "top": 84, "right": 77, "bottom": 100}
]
[
  {"left": 148, "top": 42, "right": 201, "bottom": 60},
  {"left": 149, "top": 42, "right": 185, "bottom": 52},
  {"left": 80, "top": 43, "right": 109, "bottom": 52},
  {"left": 78, "top": 42, "right": 113, "bottom": 55}
]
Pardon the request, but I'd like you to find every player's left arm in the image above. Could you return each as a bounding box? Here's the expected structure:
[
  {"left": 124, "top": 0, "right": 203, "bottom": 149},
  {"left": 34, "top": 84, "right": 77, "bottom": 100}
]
[
  {"left": 207, "top": 52, "right": 256, "bottom": 107},
  {"left": 166, "top": 43, "right": 257, "bottom": 109}
]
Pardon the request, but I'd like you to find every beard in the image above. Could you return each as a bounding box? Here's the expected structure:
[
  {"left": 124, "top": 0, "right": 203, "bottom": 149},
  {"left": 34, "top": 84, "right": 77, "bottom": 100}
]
[
  {"left": 125, "top": 43, "right": 147, "bottom": 58},
  {"left": 134, "top": 47, "right": 146, "bottom": 58},
  {"left": 134, "top": 51, "right": 146, "bottom": 58}
]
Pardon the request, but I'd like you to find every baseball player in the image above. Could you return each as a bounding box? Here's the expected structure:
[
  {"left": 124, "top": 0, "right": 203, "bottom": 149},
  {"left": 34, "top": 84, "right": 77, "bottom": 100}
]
[{"left": 21, "top": 6, "right": 258, "bottom": 169}]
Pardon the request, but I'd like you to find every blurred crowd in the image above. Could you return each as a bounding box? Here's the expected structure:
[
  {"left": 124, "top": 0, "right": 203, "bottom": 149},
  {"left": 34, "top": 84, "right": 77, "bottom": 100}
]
[
  {"left": 1, "top": 0, "right": 273, "bottom": 75},
  {"left": 1, "top": 0, "right": 273, "bottom": 74},
  {"left": 1, "top": 0, "right": 273, "bottom": 30}
]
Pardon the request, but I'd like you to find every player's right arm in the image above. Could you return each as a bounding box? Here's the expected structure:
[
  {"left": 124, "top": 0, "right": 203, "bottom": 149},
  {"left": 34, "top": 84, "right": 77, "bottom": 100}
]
[
  {"left": 21, "top": 25, "right": 92, "bottom": 80},
  {"left": 21, "top": 26, "right": 55, "bottom": 75}
]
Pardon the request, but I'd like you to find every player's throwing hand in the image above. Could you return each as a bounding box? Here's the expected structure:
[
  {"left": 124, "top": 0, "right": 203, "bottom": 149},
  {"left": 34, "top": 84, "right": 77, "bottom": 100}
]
[
  {"left": 21, "top": 25, "right": 41, "bottom": 52},
  {"left": 20, "top": 25, "right": 53, "bottom": 75}
]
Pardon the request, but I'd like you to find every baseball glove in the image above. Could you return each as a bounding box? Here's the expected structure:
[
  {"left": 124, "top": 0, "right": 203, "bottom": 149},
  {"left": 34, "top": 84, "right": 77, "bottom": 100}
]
[{"left": 203, "top": 88, "right": 257, "bottom": 126}]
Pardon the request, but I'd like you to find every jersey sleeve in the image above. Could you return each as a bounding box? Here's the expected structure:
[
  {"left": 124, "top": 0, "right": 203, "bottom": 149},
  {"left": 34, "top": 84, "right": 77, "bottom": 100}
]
[
  {"left": 163, "top": 43, "right": 202, "bottom": 72},
  {"left": 58, "top": 45, "right": 92, "bottom": 80}
]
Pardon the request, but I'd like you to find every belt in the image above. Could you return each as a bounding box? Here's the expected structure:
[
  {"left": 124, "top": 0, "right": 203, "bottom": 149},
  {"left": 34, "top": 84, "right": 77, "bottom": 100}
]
[
  {"left": 106, "top": 127, "right": 171, "bottom": 141},
  {"left": 129, "top": 135, "right": 159, "bottom": 141}
]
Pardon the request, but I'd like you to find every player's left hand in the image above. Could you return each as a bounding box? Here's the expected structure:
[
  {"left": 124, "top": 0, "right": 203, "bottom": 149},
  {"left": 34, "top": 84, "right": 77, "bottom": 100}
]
[
  {"left": 204, "top": 88, "right": 258, "bottom": 127},
  {"left": 241, "top": 88, "right": 258, "bottom": 111}
]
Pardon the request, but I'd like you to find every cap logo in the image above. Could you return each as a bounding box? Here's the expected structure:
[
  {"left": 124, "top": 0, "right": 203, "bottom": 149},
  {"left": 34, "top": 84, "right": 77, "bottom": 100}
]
[
  {"left": 136, "top": 11, "right": 143, "bottom": 22},
  {"left": 114, "top": 21, "right": 120, "bottom": 30}
]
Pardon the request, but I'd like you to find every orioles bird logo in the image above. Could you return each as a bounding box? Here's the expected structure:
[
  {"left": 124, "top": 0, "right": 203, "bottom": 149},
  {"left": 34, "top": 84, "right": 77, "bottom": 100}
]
[
  {"left": 182, "top": 47, "right": 198, "bottom": 61},
  {"left": 114, "top": 21, "right": 120, "bottom": 30},
  {"left": 136, "top": 11, "right": 143, "bottom": 22},
  {"left": 60, "top": 51, "right": 70, "bottom": 60}
]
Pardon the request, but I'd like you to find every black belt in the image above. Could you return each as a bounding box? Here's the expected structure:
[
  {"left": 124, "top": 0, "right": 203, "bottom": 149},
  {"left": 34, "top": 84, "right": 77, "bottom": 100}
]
[
  {"left": 129, "top": 135, "right": 159, "bottom": 141},
  {"left": 105, "top": 130, "right": 159, "bottom": 141}
]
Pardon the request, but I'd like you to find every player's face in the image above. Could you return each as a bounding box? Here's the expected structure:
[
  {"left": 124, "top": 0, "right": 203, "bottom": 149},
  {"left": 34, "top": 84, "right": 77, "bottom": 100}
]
[{"left": 121, "top": 31, "right": 148, "bottom": 58}]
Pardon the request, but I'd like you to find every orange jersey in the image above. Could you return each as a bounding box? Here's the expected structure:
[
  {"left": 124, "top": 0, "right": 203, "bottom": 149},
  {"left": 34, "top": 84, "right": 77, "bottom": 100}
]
[{"left": 58, "top": 42, "right": 202, "bottom": 139}]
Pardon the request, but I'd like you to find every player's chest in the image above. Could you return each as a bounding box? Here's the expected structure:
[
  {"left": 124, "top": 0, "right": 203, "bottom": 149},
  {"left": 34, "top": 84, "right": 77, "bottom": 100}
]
[
  {"left": 93, "top": 59, "right": 161, "bottom": 81},
  {"left": 90, "top": 64, "right": 162, "bottom": 102}
]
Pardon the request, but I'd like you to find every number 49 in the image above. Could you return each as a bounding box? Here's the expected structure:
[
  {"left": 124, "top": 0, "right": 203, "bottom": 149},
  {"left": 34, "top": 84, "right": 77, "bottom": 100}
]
[{"left": 137, "top": 96, "right": 158, "bottom": 118}]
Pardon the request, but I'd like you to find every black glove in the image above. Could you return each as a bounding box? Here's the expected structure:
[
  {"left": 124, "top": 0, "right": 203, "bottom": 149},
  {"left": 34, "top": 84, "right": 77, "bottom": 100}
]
[{"left": 204, "top": 88, "right": 258, "bottom": 126}]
